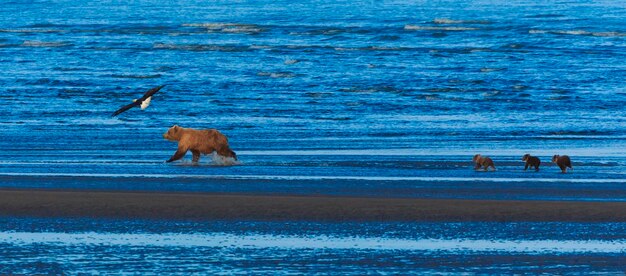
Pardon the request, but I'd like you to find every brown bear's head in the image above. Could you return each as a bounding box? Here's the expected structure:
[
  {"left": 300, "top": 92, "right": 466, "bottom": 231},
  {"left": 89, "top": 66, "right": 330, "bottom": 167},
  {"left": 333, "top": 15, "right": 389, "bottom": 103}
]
[
  {"left": 552, "top": 155, "right": 560, "bottom": 163},
  {"left": 522, "top": 154, "right": 530, "bottom": 161},
  {"left": 163, "top": 125, "right": 183, "bottom": 141},
  {"left": 472, "top": 154, "right": 481, "bottom": 163}
]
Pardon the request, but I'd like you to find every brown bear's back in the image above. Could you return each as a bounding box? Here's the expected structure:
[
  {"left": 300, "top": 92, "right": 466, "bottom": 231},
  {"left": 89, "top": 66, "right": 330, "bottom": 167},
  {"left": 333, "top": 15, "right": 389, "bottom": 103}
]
[
  {"left": 178, "top": 128, "right": 230, "bottom": 154},
  {"left": 557, "top": 155, "right": 572, "bottom": 168}
]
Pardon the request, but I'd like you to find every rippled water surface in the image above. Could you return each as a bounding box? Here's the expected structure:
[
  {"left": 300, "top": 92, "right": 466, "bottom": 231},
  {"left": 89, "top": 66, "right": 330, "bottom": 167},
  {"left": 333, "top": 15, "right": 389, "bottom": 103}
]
[
  {"left": 2, "top": 218, "right": 626, "bottom": 274},
  {"left": 1, "top": 0, "right": 625, "bottom": 273},
  {"left": 0, "top": 0, "right": 625, "bottom": 198}
]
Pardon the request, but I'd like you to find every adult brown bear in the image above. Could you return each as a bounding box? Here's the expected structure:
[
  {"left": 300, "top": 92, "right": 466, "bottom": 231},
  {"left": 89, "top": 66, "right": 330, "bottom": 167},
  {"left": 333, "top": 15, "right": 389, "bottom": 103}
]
[{"left": 163, "top": 125, "right": 237, "bottom": 163}]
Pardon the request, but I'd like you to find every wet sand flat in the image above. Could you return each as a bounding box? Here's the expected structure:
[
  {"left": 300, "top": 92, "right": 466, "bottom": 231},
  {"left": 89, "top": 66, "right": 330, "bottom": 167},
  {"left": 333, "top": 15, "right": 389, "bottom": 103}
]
[{"left": 1, "top": 189, "right": 626, "bottom": 222}]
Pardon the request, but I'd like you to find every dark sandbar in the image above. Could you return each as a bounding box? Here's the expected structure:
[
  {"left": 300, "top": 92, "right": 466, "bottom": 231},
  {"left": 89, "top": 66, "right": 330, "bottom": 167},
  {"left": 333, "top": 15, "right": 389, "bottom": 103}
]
[{"left": 1, "top": 189, "right": 625, "bottom": 222}]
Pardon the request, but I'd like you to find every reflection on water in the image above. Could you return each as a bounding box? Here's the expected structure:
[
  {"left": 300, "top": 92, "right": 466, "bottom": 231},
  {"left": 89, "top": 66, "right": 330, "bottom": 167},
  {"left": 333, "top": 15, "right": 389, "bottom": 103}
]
[
  {"left": 1, "top": 219, "right": 626, "bottom": 274},
  {"left": 4, "top": 231, "right": 626, "bottom": 253},
  {"left": 1, "top": 0, "right": 625, "bottom": 273}
]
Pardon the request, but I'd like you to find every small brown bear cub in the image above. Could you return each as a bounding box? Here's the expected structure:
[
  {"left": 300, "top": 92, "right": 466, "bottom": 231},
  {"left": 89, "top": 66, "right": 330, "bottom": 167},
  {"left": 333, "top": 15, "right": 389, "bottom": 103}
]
[
  {"left": 472, "top": 154, "right": 496, "bottom": 171},
  {"left": 163, "top": 125, "right": 237, "bottom": 163},
  {"left": 522, "top": 154, "right": 540, "bottom": 171},
  {"left": 552, "top": 155, "right": 572, "bottom": 173}
]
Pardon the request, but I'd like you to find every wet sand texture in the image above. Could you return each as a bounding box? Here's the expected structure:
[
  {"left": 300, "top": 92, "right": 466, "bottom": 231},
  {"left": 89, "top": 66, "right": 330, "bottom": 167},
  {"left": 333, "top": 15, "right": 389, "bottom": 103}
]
[{"left": 1, "top": 189, "right": 626, "bottom": 222}]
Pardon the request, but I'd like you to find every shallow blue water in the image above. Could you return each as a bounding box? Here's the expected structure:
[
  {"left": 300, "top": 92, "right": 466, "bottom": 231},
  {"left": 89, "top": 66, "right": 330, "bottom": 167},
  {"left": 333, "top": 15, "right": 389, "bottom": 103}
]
[
  {"left": 0, "top": 0, "right": 625, "bottom": 198},
  {"left": 1, "top": 218, "right": 626, "bottom": 274},
  {"left": 1, "top": 0, "right": 626, "bottom": 273}
]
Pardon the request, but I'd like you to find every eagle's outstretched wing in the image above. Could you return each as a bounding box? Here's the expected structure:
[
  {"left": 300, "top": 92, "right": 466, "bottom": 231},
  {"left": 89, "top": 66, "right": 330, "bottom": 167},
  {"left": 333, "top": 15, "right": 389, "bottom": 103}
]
[
  {"left": 112, "top": 101, "right": 139, "bottom": 117},
  {"left": 138, "top": 85, "right": 166, "bottom": 102}
]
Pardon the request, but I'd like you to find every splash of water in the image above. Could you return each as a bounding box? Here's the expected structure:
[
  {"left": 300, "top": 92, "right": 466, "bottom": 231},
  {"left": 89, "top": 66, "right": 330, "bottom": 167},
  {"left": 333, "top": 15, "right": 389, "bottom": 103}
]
[{"left": 210, "top": 153, "right": 241, "bottom": 166}]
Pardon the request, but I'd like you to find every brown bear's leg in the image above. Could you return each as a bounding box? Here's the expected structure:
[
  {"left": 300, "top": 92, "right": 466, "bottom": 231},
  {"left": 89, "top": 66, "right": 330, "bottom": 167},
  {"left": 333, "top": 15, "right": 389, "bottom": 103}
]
[
  {"left": 217, "top": 146, "right": 236, "bottom": 160},
  {"left": 166, "top": 145, "right": 188, "bottom": 163},
  {"left": 192, "top": 150, "right": 200, "bottom": 163}
]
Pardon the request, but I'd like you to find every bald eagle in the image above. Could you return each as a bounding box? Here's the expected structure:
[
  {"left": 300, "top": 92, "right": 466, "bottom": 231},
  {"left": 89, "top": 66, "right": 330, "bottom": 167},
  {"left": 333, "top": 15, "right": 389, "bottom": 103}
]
[{"left": 112, "top": 85, "right": 165, "bottom": 117}]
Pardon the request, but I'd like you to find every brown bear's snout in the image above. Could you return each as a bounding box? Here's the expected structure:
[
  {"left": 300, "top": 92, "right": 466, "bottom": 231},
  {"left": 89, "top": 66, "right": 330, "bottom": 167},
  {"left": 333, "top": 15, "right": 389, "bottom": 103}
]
[{"left": 163, "top": 131, "right": 175, "bottom": 141}]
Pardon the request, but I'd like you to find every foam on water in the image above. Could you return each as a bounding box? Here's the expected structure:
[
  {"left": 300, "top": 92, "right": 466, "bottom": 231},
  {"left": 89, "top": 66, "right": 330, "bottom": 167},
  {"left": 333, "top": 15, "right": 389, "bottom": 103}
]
[
  {"left": 21, "top": 40, "right": 70, "bottom": 47},
  {"left": 0, "top": 28, "right": 63, "bottom": 33},
  {"left": 209, "top": 153, "right": 241, "bottom": 166},
  {"left": 2, "top": 231, "right": 625, "bottom": 254},
  {"left": 529, "top": 29, "right": 626, "bottom": 37},
  {"left": 433, "top": 18, "right": 491, "bottom": 24},
  {"left": 404, "top": 25, "right": 479, "bottom": 31},
  {"left": 239, "top": 148, "right": 626, "bottom": 157},
  {"left": 1, "top": 172, "right": 624, "bottom": 183},
  {"left": 284, "top": 59, "right": 299, "bottom": 65}
]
